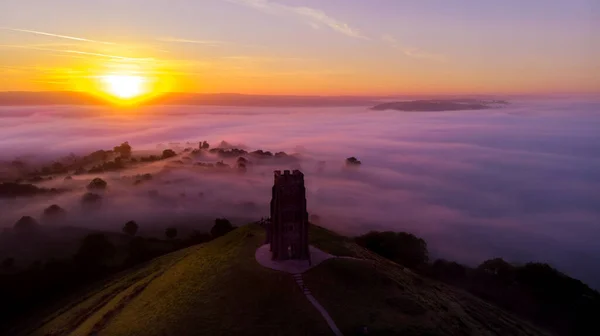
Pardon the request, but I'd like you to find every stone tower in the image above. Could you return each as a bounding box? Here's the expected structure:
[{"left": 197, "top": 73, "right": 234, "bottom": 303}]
[{"left": 269, "top": 170, "right": 309, "bottom": 260}]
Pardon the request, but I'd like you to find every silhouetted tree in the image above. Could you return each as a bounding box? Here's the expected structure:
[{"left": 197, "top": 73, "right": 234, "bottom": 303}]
[
  {"left": 113, "top": 142, "right": 132, "bottom": 159},
  {"left": 13, "top": 216, "right": 39, "bottom": 234},
  {"left": 165, "top": 227, "right": 178, "bottom": 239},
  {"left": 2, "top": 257, "right": 15, "bottom": 269},
  {"left": 478, "top": 258, "right": 515, "bottom": 281},
  {"left": 81, "top": 192, "right": 102, "bottom": 205},
  {"left": 42, "top": 204, "right": 67, "bottom": 223},
  {"left": 74, "top": 234, "right": 115, "bottom": 267},
  {"left": 122, "top": 220, "right": 139, "bottom": 237},
  {"left": 346, "top": 157, "right": 362, "bottom": 166},
  {"left": 211, "top": 218, "right": 235, "bottom": 238},
  {"left": 162, "top": 149, "right": 177, "bottom": 159},
  {"left": 87, "top": 178, "right": 107, "bottom": 190},
  {"left": 355, "top": 231, "right": 428, "bottom": 269}
]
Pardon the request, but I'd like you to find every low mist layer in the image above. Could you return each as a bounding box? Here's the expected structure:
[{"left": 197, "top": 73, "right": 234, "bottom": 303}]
[{"left": 1, "top": 98, "right": 599, "bottom": 288}]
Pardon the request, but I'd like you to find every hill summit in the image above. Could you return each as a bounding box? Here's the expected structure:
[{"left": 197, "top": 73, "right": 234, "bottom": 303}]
[{"left": 14, "top": 224, "right": 547, "bottom": 336}]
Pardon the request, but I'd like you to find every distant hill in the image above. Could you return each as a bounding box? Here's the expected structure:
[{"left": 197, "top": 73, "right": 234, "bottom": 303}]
[
  {"left": 9, "top": 224, "right": 548, "bottom": 336},
  {"left": 372, "top": 99, "right": 509, "bottom": 112},
  {"left": 0, "top": 91, "right": 377, "bottom": 107}
]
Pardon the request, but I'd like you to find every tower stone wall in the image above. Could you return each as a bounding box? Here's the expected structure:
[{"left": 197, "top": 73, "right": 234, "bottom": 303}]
[{"left": 269, "top": 170, "right": 309, "bottom": 260}]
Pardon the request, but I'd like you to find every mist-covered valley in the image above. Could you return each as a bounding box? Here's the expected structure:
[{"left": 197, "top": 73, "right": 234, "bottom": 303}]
[{"left": 1, "top": 97, "right": 599, "bottom": 288}]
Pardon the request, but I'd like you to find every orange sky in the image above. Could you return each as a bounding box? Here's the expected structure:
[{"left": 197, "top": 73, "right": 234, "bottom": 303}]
[{"left": 1, "top": 0, "right": 599, "bottom": 97}]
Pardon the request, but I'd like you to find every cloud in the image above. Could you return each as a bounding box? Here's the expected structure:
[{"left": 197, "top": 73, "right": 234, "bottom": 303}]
[
  {"left": 381, "top": 34, "right": 446, "bottom": 62},
  {"left": 225, "top": 0, "right": 367, "bottom": 39},
  {"left": 157, "top": 37, "right": 226, "bottom": 46},
  {"left": 1, "top": 98, "right": 599, "bottom": 288},
  {"left": 0, "top": 44, "right": 153, "bottom": 61},
  {"left": 0, "top": 27, "right": 115, "bottom": 45}
]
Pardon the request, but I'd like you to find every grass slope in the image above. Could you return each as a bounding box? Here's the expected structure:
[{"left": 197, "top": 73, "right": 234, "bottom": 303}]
[
  {"left": 22, "top": 225, "right": 330, "bottom": 336},
  {"left": 305, "top": 229, "right": 549, "bottom": 336},
  {"left": 20, "top": 224, "right": 550, "bottom": 336}
]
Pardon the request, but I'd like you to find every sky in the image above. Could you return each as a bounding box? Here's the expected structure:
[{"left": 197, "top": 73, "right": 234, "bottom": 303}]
[{"left": 0, "top": 0, "right": 599, "bottom": 95}]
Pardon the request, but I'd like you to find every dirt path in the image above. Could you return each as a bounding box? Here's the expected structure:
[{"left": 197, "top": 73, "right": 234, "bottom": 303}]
[{"left": 292, "top": 273, "right": 343, "bottom": 336}]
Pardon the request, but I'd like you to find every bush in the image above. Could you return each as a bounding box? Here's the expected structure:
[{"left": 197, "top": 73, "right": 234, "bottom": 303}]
[
  {"left": 211, "top": 218, "right": 235, "bottom": 238},
  {"left": 165, "top": 227, "right": 178, "bottom": 239},
  {"left": 122, "top": 220, "right": 139, "bottom": 236},
  {"left": 355, "top": 231, "right": 428, "bottom": 269}
]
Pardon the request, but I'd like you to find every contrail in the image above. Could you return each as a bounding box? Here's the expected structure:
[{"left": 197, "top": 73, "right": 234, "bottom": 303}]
[{"left": 0, "top": 27, "right": 115, "bottom": 45}]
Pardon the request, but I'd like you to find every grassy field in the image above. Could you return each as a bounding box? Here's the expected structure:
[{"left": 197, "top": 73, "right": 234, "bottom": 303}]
[
  {"left": 17, "top": 223, "right": 551, "bottom": 336},
  {"left": 303, "top": 253, "right": 549, "bottom": 336},
  {"left": 21, "top": 224, "right": 331, "bottom": 336}
]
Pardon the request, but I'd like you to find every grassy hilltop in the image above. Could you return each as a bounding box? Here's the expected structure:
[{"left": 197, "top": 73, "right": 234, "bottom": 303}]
[{"left": 14, "top": 224, "right": 548, "bottom": 336}]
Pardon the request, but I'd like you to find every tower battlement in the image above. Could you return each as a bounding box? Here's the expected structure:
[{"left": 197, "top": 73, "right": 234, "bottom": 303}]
[{"left": 273, "top": 170, "right": 304, "bottom": 185}]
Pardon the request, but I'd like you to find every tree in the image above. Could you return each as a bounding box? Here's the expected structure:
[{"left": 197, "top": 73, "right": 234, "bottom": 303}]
[
  {"left": 478, "top": 258, "right": 515, "bottom": 281},
  {"left": 355, "top": 231, "right": 429, "bottom": 269},
  {"left": 122, "top": 220, "right": 139, "bottom": 237},
  {"left": 113, "top": 142, "right": 132, "bottom": 159},
  {"left": 42, "top": 204, "right": 67, "bottom": 224},
  {"left": 14, "top": 216, "right": 39, "bottom": 233},
  {"left": 346, "top": 157, "right": 362, "bottom": 166},
  {"left": 87, "top": 178, "right": 107, "bottom": 190},
  {"left": 165, "top": 227, "right": 178, "bottom": 239},
  {"left": 74, "top": 233, "right": 115, "bottom": 267},
  {"left": 211, "top": 218, "right": 235, "bottom": 238},
  {"left": 2, "top": 257, "right": 15, "bottom": 269},
  {"left": 162, "top": 149, "right": 176, "bottom": 159},
  {"left": 81, "top": 192, "right": 102, "bottom": 205}
]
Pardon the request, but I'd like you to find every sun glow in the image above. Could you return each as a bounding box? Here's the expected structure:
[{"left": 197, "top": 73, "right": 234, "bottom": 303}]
[{"left": 101, "top": 74, "right": 146, "bottom": 99}]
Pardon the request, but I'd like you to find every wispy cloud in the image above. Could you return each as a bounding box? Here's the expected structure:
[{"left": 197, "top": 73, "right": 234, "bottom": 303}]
[
  {"left": 225, "top": 0, "right": 367, "bottom": 39},
  {"left": 0, "top": 27, "right": 115, "bottom": 45},
  {"left": 382, "top": 34, "right": 447, "bottom": 62},
  {"left": 157, "top": 37, "right": 226, "bottom": 46},
  {"left": 0, "top": 44, "right": 151, "bottom": 61}
]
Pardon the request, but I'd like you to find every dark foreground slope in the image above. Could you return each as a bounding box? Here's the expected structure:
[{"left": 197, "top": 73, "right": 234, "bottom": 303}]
[{"left": 16, "top": 225, "right": 548, "bottom": 336}]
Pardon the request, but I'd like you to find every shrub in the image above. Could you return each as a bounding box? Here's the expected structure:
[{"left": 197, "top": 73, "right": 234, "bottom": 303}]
[{"left": 355, "top": 231, "right": 428, "bottom": 269}]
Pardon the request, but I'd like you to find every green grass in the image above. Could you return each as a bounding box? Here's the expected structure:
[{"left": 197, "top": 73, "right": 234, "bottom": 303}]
[
  {"left": 19, "top": 224, "right": 552, "bottom": 336},
  {"left": 303, "top": 256, "right": 550, "bottom": 336},
  {"left": 309, "top": 224, "right": 357, "bottom": 257},
  {"left": 24, "top": 224, "right": 331, "bottom": 336}
]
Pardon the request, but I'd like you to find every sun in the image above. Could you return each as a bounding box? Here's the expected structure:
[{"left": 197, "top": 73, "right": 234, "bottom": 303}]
[{"left": 100, "top": 74, "right": 145, "bottom": 99}]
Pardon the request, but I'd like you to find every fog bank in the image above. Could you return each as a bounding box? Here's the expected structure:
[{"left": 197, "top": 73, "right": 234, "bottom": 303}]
[{"left": 1, "top": 98, "right": 599, "bottom": 287}]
